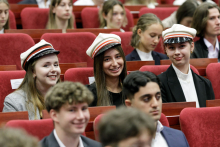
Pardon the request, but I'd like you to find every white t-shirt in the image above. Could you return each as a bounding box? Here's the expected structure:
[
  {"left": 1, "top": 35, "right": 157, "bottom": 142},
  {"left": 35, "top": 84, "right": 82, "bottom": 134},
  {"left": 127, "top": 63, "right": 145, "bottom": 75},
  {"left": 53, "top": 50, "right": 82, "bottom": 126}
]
[
  {"left": 0, "top": 28, "right": 4, "bottom": 34},
  {"left": 136, "top": 48, "right": 153, "bottom": 61},
  {"left": 74, "top": 0, "right": 94, "bottom": 5},
  {"left": 36, "top": 0, "right": 50, "bottom": 8}
]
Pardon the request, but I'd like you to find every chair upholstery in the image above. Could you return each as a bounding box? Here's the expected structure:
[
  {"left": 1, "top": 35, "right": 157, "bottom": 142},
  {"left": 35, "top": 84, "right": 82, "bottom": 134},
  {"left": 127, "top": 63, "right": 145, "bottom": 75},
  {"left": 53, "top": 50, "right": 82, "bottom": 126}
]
[
  {"left": 64, "top": 67, "right": 94, "bottom": 85},
  {"left": 9, "top": 10, "right": 16, "bottom": 29},
  {"left": 6, "top": 119, "right": 54, "bottom": 140},
  {"left": 41, "top": 32, "right": 95, "bottom": 67},
  {"left": 93, "top": 112, "right": 169, "bottom": 141},
  {"left": 21, "top": 8, "right": 76, "bottom": 29},
  {"left": 139, "top": 7, "right": 178, "bottom": 20},
  {"left": 206, "top": 63, "right": 220, "bottom": 99},
  {"left": 81, "top": 7, "right": 134, "bottom": 31},
  {"left": 0, "top": 33, "right": 35, "bottom": 69},
  {"left": 180, "top": 107, "right": 220, "bottom": 147},
  {"left": 0, "top": 70, "right": 26, "bottom": 112}
]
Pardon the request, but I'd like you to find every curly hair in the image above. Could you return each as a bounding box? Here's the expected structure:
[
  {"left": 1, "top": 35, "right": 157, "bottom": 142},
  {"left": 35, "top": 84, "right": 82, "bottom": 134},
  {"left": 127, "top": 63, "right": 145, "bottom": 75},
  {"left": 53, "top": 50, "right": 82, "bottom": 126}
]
[{"left": 45, "top": 81, "right": 94, "bottom": 112}]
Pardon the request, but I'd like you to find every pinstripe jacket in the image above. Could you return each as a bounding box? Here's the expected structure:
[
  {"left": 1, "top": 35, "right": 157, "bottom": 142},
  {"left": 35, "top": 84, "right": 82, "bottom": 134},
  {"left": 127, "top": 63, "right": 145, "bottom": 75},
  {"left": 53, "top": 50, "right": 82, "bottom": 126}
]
[{"left": 2, "top": 89, "right": 40, "bottom": 120}]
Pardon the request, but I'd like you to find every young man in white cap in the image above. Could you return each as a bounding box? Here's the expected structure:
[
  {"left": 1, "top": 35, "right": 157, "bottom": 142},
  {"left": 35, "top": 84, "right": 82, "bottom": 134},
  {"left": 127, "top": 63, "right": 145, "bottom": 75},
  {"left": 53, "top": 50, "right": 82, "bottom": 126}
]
[
  {"left": 124, "top": 71, "right": 190, "bottom": 147},
  {"left": 158, "top": 24, "right": 215, "bottom": 107},
  {"left": 40, "top": 81, "right": 102, "bottom": 147}
]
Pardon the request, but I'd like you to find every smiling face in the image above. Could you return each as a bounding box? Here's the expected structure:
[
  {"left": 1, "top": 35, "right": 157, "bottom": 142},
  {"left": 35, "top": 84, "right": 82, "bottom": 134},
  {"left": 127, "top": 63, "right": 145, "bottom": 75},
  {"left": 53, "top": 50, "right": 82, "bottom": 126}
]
[
  {"left": 104, "top": 4, "right": 125, "bottom": 29},
  {"left": 33, "top": 54, "right": 61, "bottom": 89},
  {"left": 52, "top": 102, "right": 90, "bottom": 136},
  {"left": 0, "top": 2, "right": 9, "bottom": 30},
  {"left": 103, "top": 48, "right": 124, "bottom": 78},
  {"left": 52, "top": 0, "right": 73, "bottom": 21},
  {"left": 204, "top": 8, "right": 220, "bottom": 37},
  {"left": 165, "top": 41, "right": 194, "bottom": 68},
  {"left": 126, "top": 82, "right": 162, "bottom": 122},
  {"left": 138, "top": 23, "right": 163, "bottom": 53}
]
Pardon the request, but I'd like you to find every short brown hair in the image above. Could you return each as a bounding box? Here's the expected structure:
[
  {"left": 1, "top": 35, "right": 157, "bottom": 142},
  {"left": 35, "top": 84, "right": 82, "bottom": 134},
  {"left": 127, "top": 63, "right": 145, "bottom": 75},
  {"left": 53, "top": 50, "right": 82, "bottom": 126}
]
[
  {"left": 0, "top": 127, "right": 40, "bottom": 147},
  {"left": 45, "top": 81, "right": 94, "bottom": 112},
  {"left": 98, "top": 107, "right": 155, "bottom": 146},
  {"left": 192, "top": 3, "right": 220, "bottom": 37}
]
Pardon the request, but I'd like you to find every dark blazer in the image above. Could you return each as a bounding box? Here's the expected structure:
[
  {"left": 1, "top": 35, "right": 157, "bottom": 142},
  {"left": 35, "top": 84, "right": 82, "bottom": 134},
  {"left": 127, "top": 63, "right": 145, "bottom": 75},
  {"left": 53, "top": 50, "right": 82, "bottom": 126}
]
[
  {"left": 158, "top": 65, "right": 215, "bottom": 107},
  {"left": 40, "top": 131, "right": 102, "bottom": 147},
  {"left": 125, "top": 49, "right": 169, "bottom": 65},
  {"left": 191, "top": 37, "right": 220, "bottom": 61},
  {"left": 18, "top": 0, "right": 37, "bottom": 4},
  {"left": 162, "top": 126, "right": 189, "bottom": 147}
]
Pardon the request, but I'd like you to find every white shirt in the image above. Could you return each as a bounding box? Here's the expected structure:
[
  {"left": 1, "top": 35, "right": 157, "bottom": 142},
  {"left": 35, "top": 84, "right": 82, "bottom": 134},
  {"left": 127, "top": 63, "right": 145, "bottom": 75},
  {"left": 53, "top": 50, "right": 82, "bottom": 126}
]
[
  {"left": 136, "top": 48, "right": 154, "bottom": 61},
  {"left": 151, "top": 121, "right": 168, "bottom": 147},
  {"left": 53, "top": 130, "right": 84, "bottom": 147},
  {"left": 0, "top": 28, "right": 4, "bottom": 34},
  {"left": 74, "top": 0, "right": 94, "bottom": 5},
  {"left": 36, "top": 0, "right": 50, "bottom": 8},
  {"left": 204, "top": 38, "right": 219, "bottom": 59},
  {"left": 172, "top": 64, "right": 200, "bottom": 108},
  {"left": 103, "top": 26, "right": 125, "bottom": 32}
]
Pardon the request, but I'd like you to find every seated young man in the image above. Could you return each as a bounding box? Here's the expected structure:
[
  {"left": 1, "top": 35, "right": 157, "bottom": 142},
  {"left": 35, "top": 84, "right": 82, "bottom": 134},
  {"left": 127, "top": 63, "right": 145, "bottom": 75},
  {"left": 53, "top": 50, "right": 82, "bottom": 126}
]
[
  {"left": 40, "top": 81, "right": 102, "bottom": 147},
  {"left": 98, "top": 107, "right": 155, "bottom": 147},
  {"left": 123, "top": 71, "right": 190, "bottom": 147},
  {"left": 191, "top": 3, "right": 220, "bottom": 61},
  {"left": 159, "top": 24, "right": 215, "bottom": 107}
]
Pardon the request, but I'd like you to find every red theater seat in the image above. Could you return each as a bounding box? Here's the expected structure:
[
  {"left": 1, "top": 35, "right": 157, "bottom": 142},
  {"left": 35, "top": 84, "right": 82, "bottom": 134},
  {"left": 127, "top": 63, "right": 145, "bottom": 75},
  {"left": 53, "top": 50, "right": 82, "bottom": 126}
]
[
  {"left": 0, "top": 33, "right": 35, "bottom": 69},
  {"left": 0, "top": 70, "right": 26, "bottom": 112},
  {"left": 139, "top": 7, "right": 178, "bottom": 20},
  {"left": 64, "top": 67, "right": 94, "bottom": 85},
  {"left": 81, "top": 7, "right": 134, "bottom": 31},
  {"left": 206, "top": 63, "right": 220, "bottom": 99},
  {"left": 41, "top": 32, "right": 95, "bottom": 67},
  {"left": 139, "top": 65, "right": 170, "bottom": 75},
  {"left": 180, "top": 107, "right": 220, "bottom": 147},
  {"left": 9, "top": 10, "right": 16, "bottom": 29}
]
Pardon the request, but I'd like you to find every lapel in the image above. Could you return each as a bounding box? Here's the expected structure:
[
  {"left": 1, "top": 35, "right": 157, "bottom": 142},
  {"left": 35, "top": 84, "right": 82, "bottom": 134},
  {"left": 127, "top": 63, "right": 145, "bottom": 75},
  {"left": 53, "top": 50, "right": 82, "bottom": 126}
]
[
  {"left": 152, "top": 51, "right": 160, "bottom": 65},
  {"left": 161, "top": 127, "right": 175, "bottom": 147},
  {"left": 192, "top": 71, "right": 206, "bottom": 107},
  {"left": 198, "top": 37, "right": 209, "bottom": 58},
  {"left": 81, "top": 135, "right": 88, "bottom": 147},
  {"left": 47, "top": 132, "right": 60, "bottom": 147},
  {"left": 166, "top": 65, "right": 186, "bottom": 102},
  {"left": 130, "top": 49, "right": 141, "bottom": 61}
]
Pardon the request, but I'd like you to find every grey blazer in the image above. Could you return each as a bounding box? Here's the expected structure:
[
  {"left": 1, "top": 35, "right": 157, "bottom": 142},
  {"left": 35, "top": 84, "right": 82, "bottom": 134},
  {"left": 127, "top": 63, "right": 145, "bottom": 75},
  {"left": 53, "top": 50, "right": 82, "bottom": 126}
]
[{"left": 2, "top": 90, "right": 40, "bottom": 120}]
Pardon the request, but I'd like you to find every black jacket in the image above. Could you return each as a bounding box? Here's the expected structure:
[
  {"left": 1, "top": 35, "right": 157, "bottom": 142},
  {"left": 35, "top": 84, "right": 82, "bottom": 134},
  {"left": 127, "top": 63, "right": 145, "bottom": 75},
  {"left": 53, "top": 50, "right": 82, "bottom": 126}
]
[{"left": 158, "top": 65, "right": 215, "bottom": 107}]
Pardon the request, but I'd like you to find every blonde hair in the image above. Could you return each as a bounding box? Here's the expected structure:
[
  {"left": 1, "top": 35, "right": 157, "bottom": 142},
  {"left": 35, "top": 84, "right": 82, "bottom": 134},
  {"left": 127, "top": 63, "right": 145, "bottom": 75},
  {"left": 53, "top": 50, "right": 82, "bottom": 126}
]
[
  {"left": 99, "top": 0, "right": 127, "bottom": 28},
  {"left": 17, "top": 56, "right": 61, "bottom": 119},
  {"left": 0, "top": 0, "right": 9, "bottom": 29},
  {"left": 46, "top": 0, "right": 74, "bottom": 29},
  {"left": 131, "top": 13, "right": 163, "bottom": 48},
  {"left": 125, "top": 0, "right": 156, "bottom": 6}
]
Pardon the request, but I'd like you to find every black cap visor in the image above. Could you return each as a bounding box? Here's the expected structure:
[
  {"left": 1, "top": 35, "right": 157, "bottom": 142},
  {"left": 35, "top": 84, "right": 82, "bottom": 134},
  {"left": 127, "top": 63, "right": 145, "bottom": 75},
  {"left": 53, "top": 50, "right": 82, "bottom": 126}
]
[{"left": 164, "top": 37, "right": 193, "bottom": 44}]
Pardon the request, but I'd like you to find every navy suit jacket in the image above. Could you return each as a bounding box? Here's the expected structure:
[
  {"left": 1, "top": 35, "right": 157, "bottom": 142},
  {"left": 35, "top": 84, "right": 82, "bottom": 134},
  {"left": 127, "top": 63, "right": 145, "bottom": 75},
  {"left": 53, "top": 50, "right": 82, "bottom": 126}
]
[
  {"left": 40, "top": 131, "right": 102, "bottom": 147},
  {"left": 158, "top": 65, "right": 215, "bottom": 107},
  {"left": 162, "top": 126, "right": 189, "bottom": 147},
  {"left": 18, "top": 0, "right": 37, "bottom": 4},
  {"left": 125, "top": 49, "right": 168, "bottom": 65}
]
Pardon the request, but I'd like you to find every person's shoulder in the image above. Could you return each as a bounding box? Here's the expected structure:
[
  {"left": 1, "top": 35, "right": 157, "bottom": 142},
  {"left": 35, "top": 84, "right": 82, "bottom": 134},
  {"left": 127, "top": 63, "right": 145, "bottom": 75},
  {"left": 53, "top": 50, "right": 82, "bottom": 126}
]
[
  {"left": 153, "top": 51, "right": 169, "bottom": 59},
  {"left": 5, "top": 89, "right": 26, "bottom": 100},
  {"left": 81, "top": 135, "right": 102, "bottom": 147},
  {"left": 192, "top": 71, "right": 211, "bottom": 84},
  {"left": 163, "top": 126, "right": 185, "bottom": 136},
  {"left": 86, "top": 82, "right": 96, "bottom": 91}
]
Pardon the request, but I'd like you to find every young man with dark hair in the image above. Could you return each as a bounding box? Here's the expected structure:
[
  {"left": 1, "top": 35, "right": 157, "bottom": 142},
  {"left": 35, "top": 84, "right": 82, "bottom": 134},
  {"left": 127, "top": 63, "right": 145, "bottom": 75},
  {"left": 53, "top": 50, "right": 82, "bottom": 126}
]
[
  {"left": 40, "top": 81, "right": 102, "bottom": 147},
  {"left": 124, "top": 71, "right": 190, "bottom": 147},
  {"left": 98, "top": 107, "right": 155, "bottom": 147}
]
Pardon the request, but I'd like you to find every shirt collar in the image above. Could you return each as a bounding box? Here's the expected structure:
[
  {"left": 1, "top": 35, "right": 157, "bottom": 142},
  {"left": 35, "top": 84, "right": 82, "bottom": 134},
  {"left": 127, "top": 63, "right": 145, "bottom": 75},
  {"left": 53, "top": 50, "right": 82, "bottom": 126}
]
[
  {"left": 172, "top": 64, "right": 191, "bottom": 82},
  {"left": 136, "top": 48, "right": 152, "bottom": 57},
  {"left": 53, "top": 129, "right": 84, "bottom": 147},
  {"left": 203, "top": 38, "right": 219, "bottom": 51},
  {"left": 156, "top": 121, "right": 164, "bottom": 133},
  {"left": 0, "top": 28, "right": 4, "bottom": 34}
]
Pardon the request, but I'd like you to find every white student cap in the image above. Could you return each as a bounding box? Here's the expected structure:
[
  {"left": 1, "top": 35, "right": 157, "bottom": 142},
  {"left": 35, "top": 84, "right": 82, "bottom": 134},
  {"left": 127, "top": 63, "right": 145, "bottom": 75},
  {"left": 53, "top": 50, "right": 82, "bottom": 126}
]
[
  {"left": 162, "top": 24, "right": 197, "bottom": 44},
  {"left": 86, "top": 33, "right": 121, "bottom": 59},
  {"left": 20, "top": 39, "right": 60, "bottom": 71}
]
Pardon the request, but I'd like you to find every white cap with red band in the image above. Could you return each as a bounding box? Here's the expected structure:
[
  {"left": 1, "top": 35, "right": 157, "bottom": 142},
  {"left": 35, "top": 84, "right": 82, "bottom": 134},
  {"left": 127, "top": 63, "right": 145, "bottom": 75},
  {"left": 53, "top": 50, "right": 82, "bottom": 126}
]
[
  {"left": 86, "top": 33, "right": 121, "bottom": 59},
  {"left": 162, "top": 24, "right": 197, "bottom": 43}
]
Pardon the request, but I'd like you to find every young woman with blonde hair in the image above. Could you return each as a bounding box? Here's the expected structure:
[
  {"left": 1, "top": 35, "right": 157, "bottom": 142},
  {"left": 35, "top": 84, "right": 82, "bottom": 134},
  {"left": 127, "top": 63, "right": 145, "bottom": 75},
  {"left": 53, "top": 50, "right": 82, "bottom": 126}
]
[
  {"left": 126, "top": 13, "right": 168, "bottom": 65},
  {"left": 46, "top": 0, "right": 74, "bottom": 32},
  {"left": 3, "top": 40, "right": 61, "bottom": 120},
  {"left": 0, "top": 0, "right": 9, "bottom": 33},
  {"left": 99, "top": 0, "right": 127, "bottom": 32},
  {"left": 86, "top": 33, "right": 127, "bottom": 107}
]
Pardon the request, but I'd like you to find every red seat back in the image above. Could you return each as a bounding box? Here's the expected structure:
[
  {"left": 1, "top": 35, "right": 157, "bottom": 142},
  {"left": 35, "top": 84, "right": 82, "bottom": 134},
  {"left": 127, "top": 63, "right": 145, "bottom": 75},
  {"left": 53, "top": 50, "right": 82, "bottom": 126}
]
[
  {"left": 0, "top": 70, "right": 26, "bottom": 112},
  {"left": 139, "top": 65, "right": 170, "bottom": 75},
  {"left": 180, "top": 107, "right": 220, "bottom": 147},
  {"left": 64, "top": 67, "right": 94, "bottom": 85},
  {"left": 41, "top": 32, "right": 95, "bottom": 67},
  {"left": 206, "top": 63, "right": 220, "bottom": 99},
  {"left": 0, "top": 33, "right": 35, "bottom": 69},
  {"left": 81, "top": 7, "right": 134, "bottom": 31},
  {"left": 139, "top": 7, "right": 178, "bottom": 20},
  {"left": 9, "top": 10, "right": 16, "bottom": 29},
  {"left": 6, "top": 119, "right": 54, "bottom": 140}
]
